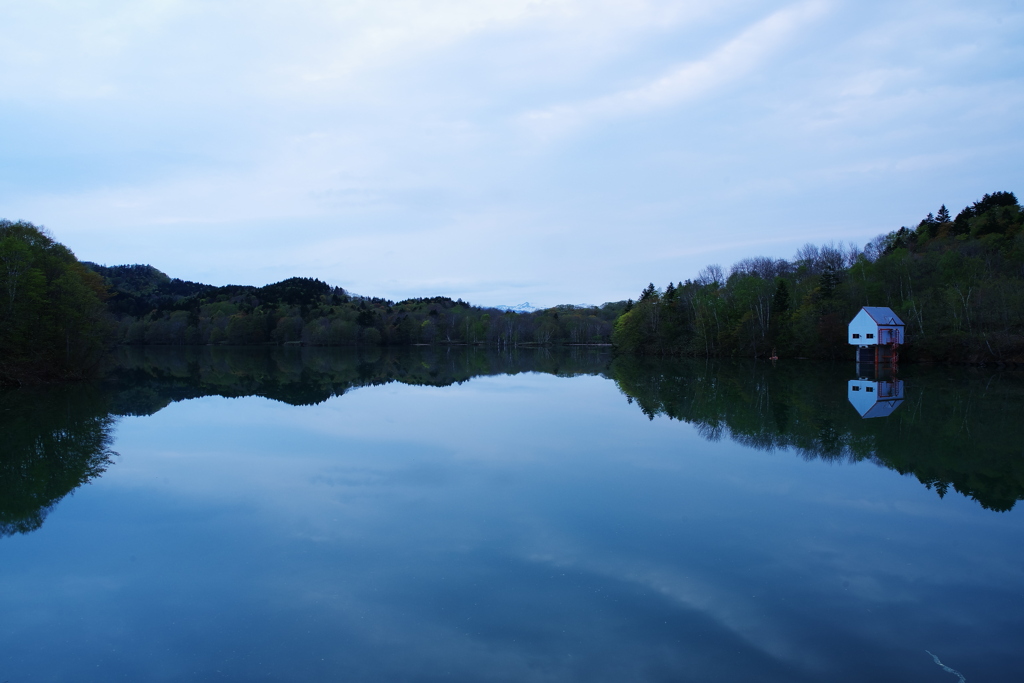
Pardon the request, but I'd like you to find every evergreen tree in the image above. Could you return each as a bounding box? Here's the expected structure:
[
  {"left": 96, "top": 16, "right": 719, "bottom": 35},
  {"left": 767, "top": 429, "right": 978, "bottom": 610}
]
[
  {"left": 819, "top": 267, "right": 838, "bottom": 299},
  {"left": 918, "top": 212, "right": 938, "bottom": 239},
  {"left": 973, "top": 191, "right": 1017, "bottom": 214},
  {"left": 772, "top": 279, "right": 790, "bottom": 314}
]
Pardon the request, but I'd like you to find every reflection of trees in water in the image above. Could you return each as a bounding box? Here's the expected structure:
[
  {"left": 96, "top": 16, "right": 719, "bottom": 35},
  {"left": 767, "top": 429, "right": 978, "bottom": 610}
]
[
  {"left": 611, "top": 357, "right": 1024, "bottom": 511},
  {"left": 0, "top": 385, "right": 117, "bottom": 536},
  {"left": 5, "top": 347, "right": 1021, "bottom": 537},
  {"left": 102, "top": 345, "right": 615, "bottom": 413},
  {"left": 1, "top": 346, "right": 615, "bottom": 536}
]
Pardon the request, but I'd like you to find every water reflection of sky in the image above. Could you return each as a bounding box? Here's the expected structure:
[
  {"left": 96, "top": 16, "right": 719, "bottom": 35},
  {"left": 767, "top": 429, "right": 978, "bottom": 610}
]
[{"left": 2, "top": 373, "right": 1022, "bottom": 682}]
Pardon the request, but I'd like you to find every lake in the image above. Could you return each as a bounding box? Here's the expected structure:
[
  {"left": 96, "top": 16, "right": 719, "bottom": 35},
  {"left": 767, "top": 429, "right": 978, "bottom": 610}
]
[{"left": 2, "top": 346, "right": 1023, "bottom": 682}]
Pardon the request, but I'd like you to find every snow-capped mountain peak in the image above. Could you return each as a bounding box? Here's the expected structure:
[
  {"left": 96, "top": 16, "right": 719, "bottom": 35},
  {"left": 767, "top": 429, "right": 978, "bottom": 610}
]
[{"left": 493, "top": 302, "right": 538, "bottom": 313}]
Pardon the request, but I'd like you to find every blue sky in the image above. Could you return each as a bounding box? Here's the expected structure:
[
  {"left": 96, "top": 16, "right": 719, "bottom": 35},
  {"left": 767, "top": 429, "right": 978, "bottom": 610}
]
[{"left": 1, "top": 0, "right": 1021, "bottom": 307}]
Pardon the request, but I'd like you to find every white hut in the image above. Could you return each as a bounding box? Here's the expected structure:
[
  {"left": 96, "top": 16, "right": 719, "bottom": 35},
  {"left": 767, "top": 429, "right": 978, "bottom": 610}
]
[
  {"left": 848, "top": 306, "right": 905, "bottom": 346},
  {"left": 848, "top": 379, "right": 905, "bottom": 418}
]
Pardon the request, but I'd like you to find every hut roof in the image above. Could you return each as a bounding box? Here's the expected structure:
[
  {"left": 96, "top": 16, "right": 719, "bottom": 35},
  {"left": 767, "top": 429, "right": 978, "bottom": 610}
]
[{"left": 860, "top": 307, "right": 904, "bottom": 326}]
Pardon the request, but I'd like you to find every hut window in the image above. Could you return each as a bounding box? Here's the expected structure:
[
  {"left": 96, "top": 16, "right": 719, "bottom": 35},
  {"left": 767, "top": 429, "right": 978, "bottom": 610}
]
[
  {"left": 852, "top": 386, "right": 860, "bottom": 391},
  {"left": 866, "top": 387, "right": 874, "bottom": 392},
  {"left": 852, "top": 333, "right": 860, "bottom": 339},
  {"left": 866, "top": 333, "right": 874, "bottom": 339}
]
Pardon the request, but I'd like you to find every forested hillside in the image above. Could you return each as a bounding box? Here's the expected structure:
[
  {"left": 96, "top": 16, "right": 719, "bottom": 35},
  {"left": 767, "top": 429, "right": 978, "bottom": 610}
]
[
  {"left": 613, "top": 191, "right": 1024, "bottom": 363},
  {"left": 84, "top": 263, "right": 626, "bottom": 348},
  {"left": 0, "top": 221, "right": 109, "bottom": 384},
  {"left": 4, "top": 189, "right": 1022, "bottom": 385}
]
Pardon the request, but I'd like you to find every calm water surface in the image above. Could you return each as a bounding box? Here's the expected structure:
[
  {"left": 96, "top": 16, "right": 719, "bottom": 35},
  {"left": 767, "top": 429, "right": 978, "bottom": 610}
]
[{"left": 1, "top": 347, "right": 1023, "bottom": 682}]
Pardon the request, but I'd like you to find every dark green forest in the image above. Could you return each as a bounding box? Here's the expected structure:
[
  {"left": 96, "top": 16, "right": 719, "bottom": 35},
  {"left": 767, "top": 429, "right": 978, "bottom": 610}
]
[
  {"left": 85, "top": 264, "right": 624, "bottom": 350},
  {"left": 2, "top": 190, "right": 1022, "bottom": 384},
  {"left": 614, "top": 191, "right": 1024, "bottom": 362},
  {"left": 0, "top": 221, "right": 110, "bottom": 383}
]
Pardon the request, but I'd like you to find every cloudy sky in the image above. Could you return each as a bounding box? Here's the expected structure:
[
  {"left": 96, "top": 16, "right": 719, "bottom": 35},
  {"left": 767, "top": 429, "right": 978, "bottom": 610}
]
[{"left": 2, "top": 0, "right": 1021, "bottom": 306}]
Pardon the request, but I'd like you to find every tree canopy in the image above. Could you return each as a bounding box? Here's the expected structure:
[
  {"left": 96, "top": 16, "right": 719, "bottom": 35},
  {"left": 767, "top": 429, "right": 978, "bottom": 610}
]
[
  {"left": 0, "top": 221, "right": 110, "bottom": 384},
  {"left": 82, "top": 264, "right": 627, "bottom": 350},
  {"left": 5, "top": 188, "right": 1023, "bottom": 376},
  {"left": 613, "top": 190, "right": 1024, "bottom": 363}
]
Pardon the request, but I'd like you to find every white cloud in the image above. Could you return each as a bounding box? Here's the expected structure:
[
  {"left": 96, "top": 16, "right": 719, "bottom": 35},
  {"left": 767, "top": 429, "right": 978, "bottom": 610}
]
[
  {"left": 521, "top": 0, "right": 830, "bottom": 136},
  {"left": 0, "top": 1, "right": 728, "bottom": 103},
  {"left": 1, "top": 0, "right": 1022, "bottom": 304}
]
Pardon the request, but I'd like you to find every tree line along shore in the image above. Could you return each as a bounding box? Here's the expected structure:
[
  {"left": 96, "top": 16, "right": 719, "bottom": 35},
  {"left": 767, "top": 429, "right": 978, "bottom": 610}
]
[
  {"left": 613, "top": 191, "right": 1024, "bottom": 363},
  {"left": 2, "top": 189, "right": 1022, "bottom": 384}
]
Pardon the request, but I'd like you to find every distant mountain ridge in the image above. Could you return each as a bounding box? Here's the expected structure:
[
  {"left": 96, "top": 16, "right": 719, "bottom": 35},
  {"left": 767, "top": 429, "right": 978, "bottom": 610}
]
[
  {"left": 494, "top": 303, "right": 597, "bottom": 313},
  {"left": 493, "top": 302, "right": 538, "bottom": 313}
]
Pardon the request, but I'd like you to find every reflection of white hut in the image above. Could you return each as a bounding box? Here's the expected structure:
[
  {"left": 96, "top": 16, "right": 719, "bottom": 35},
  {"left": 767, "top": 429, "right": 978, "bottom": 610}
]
[
  {"left": 848, "top": 379, "right": 905, "bottom": 418},
  {"left": 849, "top": 307, "right": 905, "bottom": 364}
]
